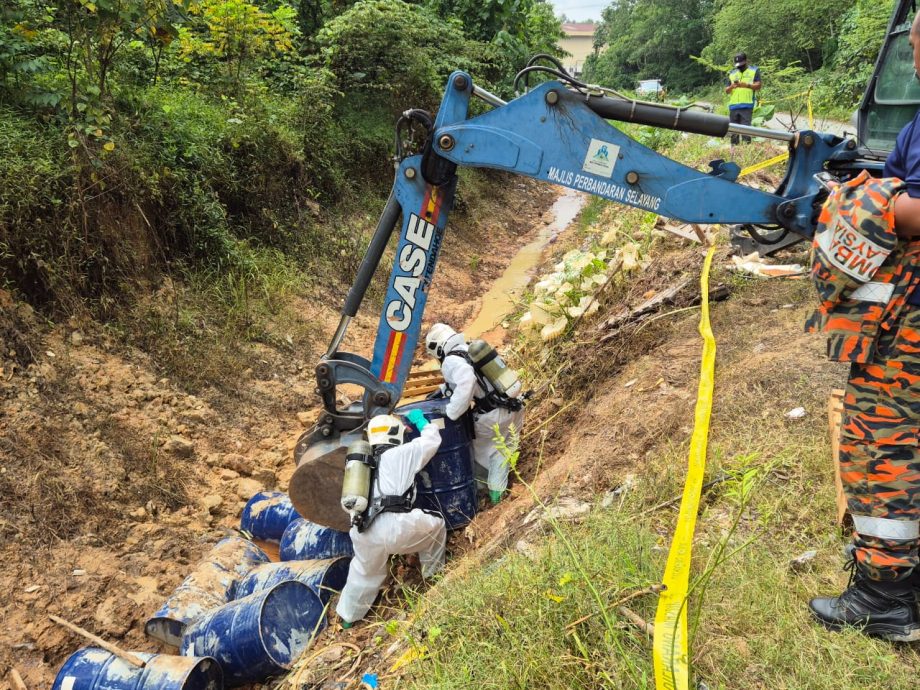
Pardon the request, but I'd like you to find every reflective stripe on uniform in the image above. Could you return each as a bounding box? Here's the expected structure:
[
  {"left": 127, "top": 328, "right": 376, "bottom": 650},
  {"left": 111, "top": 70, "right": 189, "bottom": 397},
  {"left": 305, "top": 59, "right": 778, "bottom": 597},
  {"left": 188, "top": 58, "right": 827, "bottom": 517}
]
[
  {"left": 850, "top": 281, "right": 896, "bottom": 304},
  {"left": 853, "top": 515, "right": 920, "bottom": 541},
  {"left": 728, "top": 67, "right": 758, "bottom": 108}
]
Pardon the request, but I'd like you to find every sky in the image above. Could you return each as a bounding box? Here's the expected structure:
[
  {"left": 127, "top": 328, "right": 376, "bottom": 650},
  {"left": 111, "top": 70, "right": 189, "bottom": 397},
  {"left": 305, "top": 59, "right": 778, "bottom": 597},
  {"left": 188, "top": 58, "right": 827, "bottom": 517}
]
[{"left": 550, "top": 0, "right": 607, "bottom": 21}]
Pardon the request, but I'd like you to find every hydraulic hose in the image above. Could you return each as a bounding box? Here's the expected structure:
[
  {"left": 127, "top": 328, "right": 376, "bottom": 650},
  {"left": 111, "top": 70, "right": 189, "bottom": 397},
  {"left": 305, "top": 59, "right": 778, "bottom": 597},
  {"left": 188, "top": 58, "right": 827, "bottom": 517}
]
[
  {"left": 578, "top": 92, "right": 731, "bottom": 138},
  {"left": 342, "top": 190, "right": 401, "bottom": 318}
]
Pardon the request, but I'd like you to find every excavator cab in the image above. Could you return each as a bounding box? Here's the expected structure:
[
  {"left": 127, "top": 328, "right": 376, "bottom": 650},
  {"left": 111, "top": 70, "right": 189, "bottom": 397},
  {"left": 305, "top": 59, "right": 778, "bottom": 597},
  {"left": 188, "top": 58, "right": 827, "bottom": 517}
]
[{"left": 857, "top": 0, "right": 920, "bottom": 158}]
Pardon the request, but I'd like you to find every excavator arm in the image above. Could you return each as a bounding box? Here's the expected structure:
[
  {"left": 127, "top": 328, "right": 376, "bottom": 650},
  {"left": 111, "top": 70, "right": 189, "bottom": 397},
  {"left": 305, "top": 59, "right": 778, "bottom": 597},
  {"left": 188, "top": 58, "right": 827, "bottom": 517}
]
[{"left": 289, "top": 69, "right": 868, "bottom": 528}]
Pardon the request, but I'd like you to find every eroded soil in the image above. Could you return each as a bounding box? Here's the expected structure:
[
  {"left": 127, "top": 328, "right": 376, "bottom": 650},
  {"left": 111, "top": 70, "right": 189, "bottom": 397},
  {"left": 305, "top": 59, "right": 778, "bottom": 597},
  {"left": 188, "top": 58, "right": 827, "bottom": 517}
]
[{"left": 0, "top": 177, "right": 555, "bottom": 689}]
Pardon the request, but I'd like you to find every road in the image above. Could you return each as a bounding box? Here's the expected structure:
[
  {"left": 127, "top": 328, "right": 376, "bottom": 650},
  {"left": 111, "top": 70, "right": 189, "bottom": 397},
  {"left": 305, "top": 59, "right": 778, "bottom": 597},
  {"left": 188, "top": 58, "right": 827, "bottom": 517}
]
[{"left": 765, "top": 111, "right": 851, "bottom": 138}]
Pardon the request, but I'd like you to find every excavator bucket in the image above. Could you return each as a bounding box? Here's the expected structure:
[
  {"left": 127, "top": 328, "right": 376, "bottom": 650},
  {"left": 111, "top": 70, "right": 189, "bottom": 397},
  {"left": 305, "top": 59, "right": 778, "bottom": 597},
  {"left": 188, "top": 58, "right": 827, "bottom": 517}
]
[
  {"left": 288, "top": 370, "right": 445, "bottom": 532},
  {"left": 289, "top": 425, "right": 363, "bottom": 533}
]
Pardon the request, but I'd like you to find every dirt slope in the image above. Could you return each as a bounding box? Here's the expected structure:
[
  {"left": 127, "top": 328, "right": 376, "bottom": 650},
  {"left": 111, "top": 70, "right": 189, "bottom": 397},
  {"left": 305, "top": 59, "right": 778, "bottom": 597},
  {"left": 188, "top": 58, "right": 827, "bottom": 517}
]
[{"left": 0, "top": 177, "right": 553, "bottom": 689}]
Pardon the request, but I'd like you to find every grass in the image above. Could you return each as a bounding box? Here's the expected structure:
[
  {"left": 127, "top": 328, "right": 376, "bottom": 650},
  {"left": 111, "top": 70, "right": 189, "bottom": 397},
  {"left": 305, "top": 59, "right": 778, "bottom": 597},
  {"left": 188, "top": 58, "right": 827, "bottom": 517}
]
[
  {"left": 388, "top": 125, "right": 920, "bottom": 687},
  {"left": 396, "top": 274, "right": 920, "bottom": 689}
]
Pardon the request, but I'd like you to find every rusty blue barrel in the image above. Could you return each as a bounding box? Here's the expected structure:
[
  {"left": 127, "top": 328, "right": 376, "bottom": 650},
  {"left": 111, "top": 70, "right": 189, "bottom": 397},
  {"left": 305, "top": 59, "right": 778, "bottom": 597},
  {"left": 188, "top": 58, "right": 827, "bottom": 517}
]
[
  {"left": 279, "top": 518, "right": 353, "bottom": 561},
  {"left": 52, "top": 648, "right": 222, "bottom": 690},
  {"left": 239, "top": 491, "right": 301, "bottom": 543},
  {"left": 181, "top": 581, "right": 325, "bottom": 687},
  {"left": 234, "top": 558, "right": 350, "bottom": 603},
  {"left": 145, "top": 536, "right": 269, "bottom": 646},
  {"left": 397, "top": 398, "right": 476, "bottom": 530}
]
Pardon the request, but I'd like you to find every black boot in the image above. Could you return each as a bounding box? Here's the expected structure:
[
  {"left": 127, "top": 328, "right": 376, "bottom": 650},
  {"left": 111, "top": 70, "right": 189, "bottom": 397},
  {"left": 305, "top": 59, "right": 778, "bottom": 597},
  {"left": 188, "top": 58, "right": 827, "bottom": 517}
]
[
  {"left": 910, "top": 567, "right": 920, "bottom": 592},
  {"left": 810, "top": 561, "right": 920, "bottom": 641}
]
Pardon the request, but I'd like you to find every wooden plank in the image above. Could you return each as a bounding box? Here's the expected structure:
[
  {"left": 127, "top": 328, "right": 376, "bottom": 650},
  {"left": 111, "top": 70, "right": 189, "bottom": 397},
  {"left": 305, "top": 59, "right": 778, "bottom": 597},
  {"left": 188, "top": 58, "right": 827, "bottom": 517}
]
[
  {"left": 828, "top": 389, "right": 847, "bottom": 526},
  {"left": 402, "top": 369, "right": 443, "bottom": 398},
  {"left": 662, "top": 223, "right": 702, "bottom": 244},
  {"left": 404, "top": 378, "right": 443, "bottom": 388},
  {"left": 597, "top": 278, "right": 692, "bottom": 332},
  {"left": 402, "top": 385, "right": 441, "bottom": 397},
  {"left": 691, "top": 223, "right": 709, "bottom": 245},
  {"left": 9, "top": 669, "right": 28, "bottom": 690},
  {"left": 49, "top": 615, "right": 147, "bottom": 667}
]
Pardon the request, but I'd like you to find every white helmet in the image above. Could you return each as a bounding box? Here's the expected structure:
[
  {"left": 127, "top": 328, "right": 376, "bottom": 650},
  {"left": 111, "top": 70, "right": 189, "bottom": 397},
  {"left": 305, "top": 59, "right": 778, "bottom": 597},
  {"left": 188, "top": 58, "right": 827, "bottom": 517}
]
[
  {"left": 425, "top": 323, "right": 465, "bottom": 360},
  {"left": 367, "top": 414, "right": 405, "bottom": 448}
]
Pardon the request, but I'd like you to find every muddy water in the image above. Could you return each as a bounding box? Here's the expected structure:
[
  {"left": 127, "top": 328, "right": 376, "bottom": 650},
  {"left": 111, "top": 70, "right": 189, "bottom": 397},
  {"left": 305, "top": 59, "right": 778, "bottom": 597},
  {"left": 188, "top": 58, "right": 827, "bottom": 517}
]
[{"left": 464, "top": 188, "right": 587, "bottom": 339}]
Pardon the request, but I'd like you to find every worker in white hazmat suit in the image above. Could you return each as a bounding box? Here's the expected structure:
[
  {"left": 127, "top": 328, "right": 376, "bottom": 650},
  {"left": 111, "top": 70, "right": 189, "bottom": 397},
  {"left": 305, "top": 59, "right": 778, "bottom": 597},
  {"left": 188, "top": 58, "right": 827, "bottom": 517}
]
[
  {"left": 425, "top": 323, "right": 525, "bottom": 505},
  {"left": 336, "top": 409, "right": 446, "bottom": 626}
]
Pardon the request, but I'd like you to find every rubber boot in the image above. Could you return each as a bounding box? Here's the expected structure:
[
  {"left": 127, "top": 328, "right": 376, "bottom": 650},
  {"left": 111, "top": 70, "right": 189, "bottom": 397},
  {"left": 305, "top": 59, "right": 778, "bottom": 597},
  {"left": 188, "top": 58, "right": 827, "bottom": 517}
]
[
  {"left": 909, "top": 567, "right": 920, "bottom": 593},
  {"left": 809, "top": 561, "right": 920, "bottom": 641}
]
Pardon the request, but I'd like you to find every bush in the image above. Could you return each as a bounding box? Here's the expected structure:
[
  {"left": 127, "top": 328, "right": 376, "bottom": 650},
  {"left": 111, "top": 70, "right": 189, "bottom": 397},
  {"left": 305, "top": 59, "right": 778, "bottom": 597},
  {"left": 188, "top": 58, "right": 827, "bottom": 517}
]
[
  {"left": 0, "top": 109, "right": 74, "bottom": 307},
  {"left": 317, "top": 0, "right": 493, "bottom": 111}
]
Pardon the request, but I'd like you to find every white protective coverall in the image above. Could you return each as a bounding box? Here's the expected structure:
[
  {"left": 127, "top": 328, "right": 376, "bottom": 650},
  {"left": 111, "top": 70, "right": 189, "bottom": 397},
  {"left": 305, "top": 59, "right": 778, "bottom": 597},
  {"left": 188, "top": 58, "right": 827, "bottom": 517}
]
[
  {"left": 439, "top": 343, "right": 525, "bottom": 494},
  {"left": 336, "top": 423, "right": 446, "bottom": 623}
]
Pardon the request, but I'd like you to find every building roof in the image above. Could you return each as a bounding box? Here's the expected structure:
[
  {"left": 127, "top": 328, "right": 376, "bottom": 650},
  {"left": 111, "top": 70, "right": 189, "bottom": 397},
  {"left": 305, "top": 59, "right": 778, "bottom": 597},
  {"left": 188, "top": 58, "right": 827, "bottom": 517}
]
[{"left": 561, "top": 22, "right": 597, "bottom": 37}]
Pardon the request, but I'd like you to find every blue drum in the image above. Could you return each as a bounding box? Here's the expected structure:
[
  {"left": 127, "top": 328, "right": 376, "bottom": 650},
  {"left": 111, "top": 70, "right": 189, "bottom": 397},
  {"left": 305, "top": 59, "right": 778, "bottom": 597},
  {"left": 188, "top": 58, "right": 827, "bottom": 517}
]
[
  {"left": 52, "top": 648, "right": 221, "bottom": 690},
  {"left": 279, "top": 518, "right": 354, "bottom": 561},
  {"left": 239, "top": 492, "right": 302, "bottom": 543},
  {"left": 234, "top": 558, "right": 350, "bottom": 603},
  {"left": 145, "top": 536, "right": 269, "bottom": 646},
  {"left": 181, "top": 581, "right": 325, "bottom": 687},
  {"left": 397, "top": 398, "right": 477, "bottom": 530}
]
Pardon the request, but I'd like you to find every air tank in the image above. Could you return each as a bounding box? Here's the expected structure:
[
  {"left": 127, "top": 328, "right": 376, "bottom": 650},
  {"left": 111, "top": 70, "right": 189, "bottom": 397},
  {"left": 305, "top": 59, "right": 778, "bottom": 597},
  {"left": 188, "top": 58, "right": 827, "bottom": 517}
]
[
  {"left": 341, "top": 440, "right": 373, "bottom": 521},
  {"left": 468, "top": 339, "right": 522, "bottom": 398}
]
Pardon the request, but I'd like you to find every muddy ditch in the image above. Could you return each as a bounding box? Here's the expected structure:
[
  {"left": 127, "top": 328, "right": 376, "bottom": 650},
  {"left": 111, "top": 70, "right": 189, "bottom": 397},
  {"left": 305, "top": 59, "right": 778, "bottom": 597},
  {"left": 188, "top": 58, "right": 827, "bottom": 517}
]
[{"left": 0, "top": 177, "right": 560, "bottom": 689}]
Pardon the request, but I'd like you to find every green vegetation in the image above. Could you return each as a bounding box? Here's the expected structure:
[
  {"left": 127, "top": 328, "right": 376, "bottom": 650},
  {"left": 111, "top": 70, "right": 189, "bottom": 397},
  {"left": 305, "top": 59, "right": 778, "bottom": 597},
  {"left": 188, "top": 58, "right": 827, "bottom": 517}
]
[
  {"left": 0, "top": 0, "right": 563, "bottom": 387},
  {"left": 381, "top": 128, "right": 920, "bottom": 688},
  {"left": 585, "top": 0, "right": 895, "bottom": 116},
  {"left": 401, "top": 306, "right": 920, "bottom": 689}
]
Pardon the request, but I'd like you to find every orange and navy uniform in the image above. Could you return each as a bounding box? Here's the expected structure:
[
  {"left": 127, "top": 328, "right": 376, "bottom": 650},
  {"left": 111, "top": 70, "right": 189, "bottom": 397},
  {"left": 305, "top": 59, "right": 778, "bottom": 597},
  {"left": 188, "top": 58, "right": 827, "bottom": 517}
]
[{"left": 807, "top": 146, "right": 920, "bottom": 581}]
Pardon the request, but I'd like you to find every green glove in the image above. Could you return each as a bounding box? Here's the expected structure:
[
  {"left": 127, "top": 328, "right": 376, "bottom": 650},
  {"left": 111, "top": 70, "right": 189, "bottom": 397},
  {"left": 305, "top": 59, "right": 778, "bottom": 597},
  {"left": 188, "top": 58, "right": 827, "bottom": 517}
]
[{"left": 405, "top": 408, "right": 429, "bottom": 431}]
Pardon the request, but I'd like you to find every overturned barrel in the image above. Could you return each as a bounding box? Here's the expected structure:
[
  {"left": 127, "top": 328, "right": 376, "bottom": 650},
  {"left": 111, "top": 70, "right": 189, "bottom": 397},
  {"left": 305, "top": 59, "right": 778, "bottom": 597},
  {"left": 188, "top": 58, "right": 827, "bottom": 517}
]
[
  {"left": 235, "top": 558, "right": 350, "bottom": 602},
  {"left": 181, "top": 581, "right": 325, "bottom": 687},
  {"left": 240, "top": 491, "right": 302, "bottom": 543},
  {"left": 279, "top": 518, "right": 353, "bottom": 561},
  {"left": 145, "top": 536, "right": 269, "bottom": 646},
  {"left": 397, "top": 399, "right": 476, "bottom": 530},
  {"left": 52, "top": 648, "right": 222, "bottom": 690}
]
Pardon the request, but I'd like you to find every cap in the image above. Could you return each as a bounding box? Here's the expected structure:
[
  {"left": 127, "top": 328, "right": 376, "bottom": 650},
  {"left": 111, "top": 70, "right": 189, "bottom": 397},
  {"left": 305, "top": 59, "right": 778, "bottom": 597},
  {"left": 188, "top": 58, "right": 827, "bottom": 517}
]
[{"left": 733, "top": 52, "right": 747, "bottom": 67}]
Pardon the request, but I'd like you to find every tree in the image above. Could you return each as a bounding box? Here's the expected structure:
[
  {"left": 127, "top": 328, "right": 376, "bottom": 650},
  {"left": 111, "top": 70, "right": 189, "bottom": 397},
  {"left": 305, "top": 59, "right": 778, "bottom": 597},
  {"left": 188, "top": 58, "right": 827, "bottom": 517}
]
[
  {"left": 586, "top": 0, "right": 713, "bottom": 93},
  {"left": 425, "top": 0, "right": 563, "bottom": 94},
  {"left": 317, "top": 0, "right": 494, "bottom": 107},
  {"left": 702, "top": 0, "right": 838, "bottom": 72},
  {"left": 55, "top": 0, "right": 187, "bottom": 107},
  {"left": 178, "top": 0, "right": 299, "bottom": 92}
]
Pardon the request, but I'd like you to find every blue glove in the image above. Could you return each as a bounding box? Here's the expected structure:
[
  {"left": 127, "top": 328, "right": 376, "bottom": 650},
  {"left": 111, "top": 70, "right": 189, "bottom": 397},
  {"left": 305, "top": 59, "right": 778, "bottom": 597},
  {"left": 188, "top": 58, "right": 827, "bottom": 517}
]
[{"left": 405, "top": 408, "right": 429, "bottom": 431}]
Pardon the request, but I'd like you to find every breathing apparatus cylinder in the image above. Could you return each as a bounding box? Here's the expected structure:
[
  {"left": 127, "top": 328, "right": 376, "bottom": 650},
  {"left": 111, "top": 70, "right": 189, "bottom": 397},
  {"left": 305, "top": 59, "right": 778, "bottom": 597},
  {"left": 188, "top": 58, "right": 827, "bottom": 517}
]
[
  {"left": 467, "top": 339, "right": 522, "bottom": 398},
  {"left": 341, "top": 440, "right": 373, "bottom": 522}
]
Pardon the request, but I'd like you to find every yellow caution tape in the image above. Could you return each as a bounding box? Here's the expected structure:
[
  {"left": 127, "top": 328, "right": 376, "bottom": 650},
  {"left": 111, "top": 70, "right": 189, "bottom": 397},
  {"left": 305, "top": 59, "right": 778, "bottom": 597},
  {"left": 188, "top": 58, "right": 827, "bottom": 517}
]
[
  {"left": 738, "top": 152, "right": 789, "bottom": 178},
  {"left": 653, "top": 245, "right": 717, "bottom": 690},
  {"left": 738, "top": 86, "right": 817, "bottom": 178}
]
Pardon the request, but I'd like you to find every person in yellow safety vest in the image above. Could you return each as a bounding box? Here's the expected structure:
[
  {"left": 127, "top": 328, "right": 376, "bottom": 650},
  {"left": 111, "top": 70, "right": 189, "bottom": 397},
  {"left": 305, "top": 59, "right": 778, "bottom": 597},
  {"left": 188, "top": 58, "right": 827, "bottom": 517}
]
[{"left": 724, "top": 52, "right": 762, "bottom": 145}]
